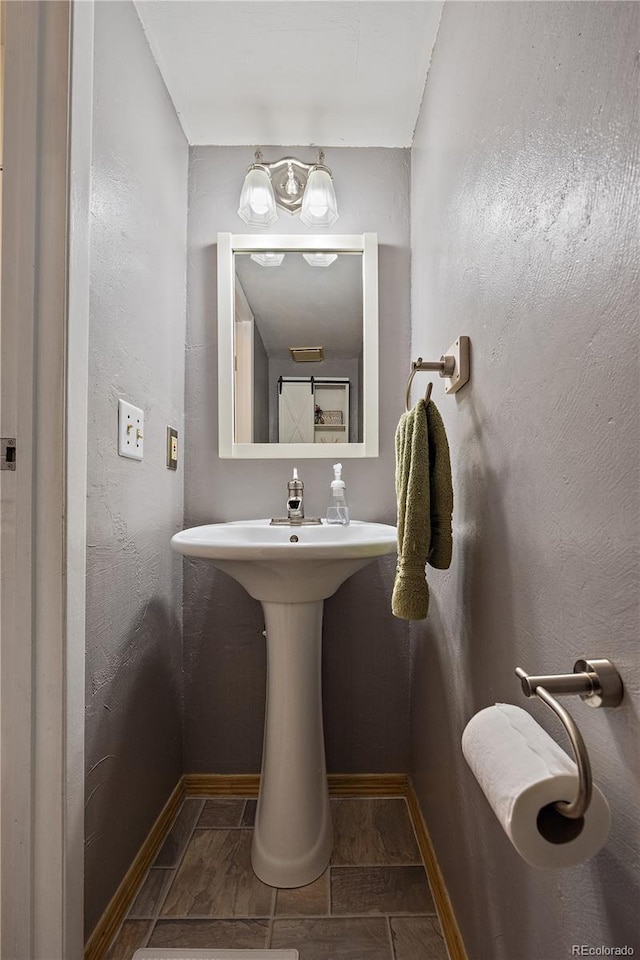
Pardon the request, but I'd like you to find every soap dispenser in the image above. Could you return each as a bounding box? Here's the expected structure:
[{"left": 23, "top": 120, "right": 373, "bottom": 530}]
[{"left": 326, "top": 462, "right": 350, "bottom": 526}]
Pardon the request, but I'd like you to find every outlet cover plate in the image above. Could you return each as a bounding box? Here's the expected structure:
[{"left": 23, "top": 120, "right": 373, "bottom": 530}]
[
  {"left": 118, "top": 399, "right": 144, "bottom": 460},
  {"left": 167, "top": 427, "right": 178, "bottom": 470}
]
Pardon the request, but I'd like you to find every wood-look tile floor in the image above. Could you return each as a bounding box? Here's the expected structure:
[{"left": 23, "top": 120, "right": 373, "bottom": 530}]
[{"left": 105, "top": 796, "right": 449, "bottom": 960}]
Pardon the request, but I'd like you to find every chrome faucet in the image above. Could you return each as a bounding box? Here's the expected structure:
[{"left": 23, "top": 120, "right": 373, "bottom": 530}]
[
  {"left": 269, "top": 469, "right": 321, "bottom": 525},
  {"left": 287, "top": 468, "right": 304, "bottom": 520}
]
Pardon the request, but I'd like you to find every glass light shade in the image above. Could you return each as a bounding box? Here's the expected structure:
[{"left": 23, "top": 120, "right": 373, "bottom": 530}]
[
  {"left": 238, "top": 167, "right": 278, "bottom": 226},
  {"left": 299, "top": 167, "right": 339, "bottom": 227},
  {"left": 250, "top": 252, "right": 285, "bottom": 267},
  {"left": 302, "top": 252, "right": 338, "bottom": 267}
]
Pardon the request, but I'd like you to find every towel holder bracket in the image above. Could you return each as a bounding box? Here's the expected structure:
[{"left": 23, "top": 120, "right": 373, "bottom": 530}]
[
  {"left": 516, "top": 658, "right": 623, "bottom": 709},
  {"left": 442, "top": 335, "right": 470, "bottom": 394},
  {"left": 405, "top": 335, "right": 470, "bottom": 411}
]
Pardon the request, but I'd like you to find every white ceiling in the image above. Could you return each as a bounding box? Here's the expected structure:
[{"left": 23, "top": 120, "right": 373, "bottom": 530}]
[
  {"left": 235, "top": 252, "right": 363, "bottom": 359},
  {"left": 134, "top": 1, "right": 443, "bottom": 147}
]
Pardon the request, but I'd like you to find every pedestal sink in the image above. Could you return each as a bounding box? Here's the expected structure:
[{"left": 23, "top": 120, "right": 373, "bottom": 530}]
[{"left": 171, "top": 519, "right": 397, "bottom": 888}]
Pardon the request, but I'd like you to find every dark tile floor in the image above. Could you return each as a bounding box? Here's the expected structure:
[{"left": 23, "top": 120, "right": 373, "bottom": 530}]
[{"left": 105, "top": 796, "right": 449, "bottom": 960}]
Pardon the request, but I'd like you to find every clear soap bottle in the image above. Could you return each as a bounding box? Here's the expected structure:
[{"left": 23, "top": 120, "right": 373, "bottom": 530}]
[{"left": 326, "top": 462, "right": 350, "bottom": 525}]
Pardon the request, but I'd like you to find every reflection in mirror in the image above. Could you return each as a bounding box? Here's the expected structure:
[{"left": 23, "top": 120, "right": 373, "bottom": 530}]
[
  {"left": 218, "top": 233, "right": 378, "bottom": 459},
  {"left": 234, "top": 252, "right": 363, "bottom": 445}
]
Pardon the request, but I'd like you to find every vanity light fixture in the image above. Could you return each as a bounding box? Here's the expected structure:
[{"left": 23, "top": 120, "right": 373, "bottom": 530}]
[
  {"left": 290, "top": 347, "right": 325, "bottom": 362},
  {"left": 299, "top": 162, "right": 339, "bottom": 228},
  {"left": 302, "top": 253, "right": 338, "bottom": 267},
  {"left": 238, "top": 149, "right": 339, "bottom": 228},
  {"left": 237, "top": 163, "right": 278, "bottom": 227},
  {"left": 250, "top": 252, "right": 285, "bottom": 267}
]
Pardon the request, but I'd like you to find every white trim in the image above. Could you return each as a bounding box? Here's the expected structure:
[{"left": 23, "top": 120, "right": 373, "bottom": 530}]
[
  {"left": 1, "top": 5, "right": 38, "bottom": 954},
  {"left": 362, "top": 232, "right": 379, "bottom": 457},
  {"left": 0, "top": 6, "right": 4, "bottom": 942},
  {"left": 1, "top": 2, "right": 84, "bottom": 957},
  {"left": 65, "top": 0, "right": 94, "bottom": 955},
  {"left": 218, "top": 233, "right": 379, "bottom": 459},
  {"left": 234, "top": 277, "right": 255, "bottom": 444},
  {"left": 228, "top": 233, "right": 371, "bottom": 253},
  {"left": 218, "top": 233, "right": 235, "bottom": 458},
  {"left": 234, "top": 320, "right": 255, "bottom": 444}
]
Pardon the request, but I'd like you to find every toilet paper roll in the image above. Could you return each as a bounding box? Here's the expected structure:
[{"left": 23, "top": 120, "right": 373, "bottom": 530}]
[{"left": 461, "top": 703, "right": 610, "bottom": 868}]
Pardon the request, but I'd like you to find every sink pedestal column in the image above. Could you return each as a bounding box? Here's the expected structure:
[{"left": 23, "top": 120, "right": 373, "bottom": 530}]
[{"left": 251, "top": 599, "right": 332, "bottom": 888}]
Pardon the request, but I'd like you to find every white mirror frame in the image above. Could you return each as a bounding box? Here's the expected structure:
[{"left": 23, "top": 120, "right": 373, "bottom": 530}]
[{"left": 218, "top": 232, "right": 379, "bottom": 459}]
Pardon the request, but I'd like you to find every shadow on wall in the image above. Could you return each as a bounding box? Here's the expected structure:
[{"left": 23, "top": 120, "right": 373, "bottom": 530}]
[
  {"left": 181, "top": 551, "right": 411, "bottom": 777},
  {"left": 410, "top": 396, "right": 538, "bottom": 955},
  {"left": 414, "top": 396, "right": 640, "bottom": 955},
  {"left": 182, "top": 557, "right": 267, "bottom": 774},
  {"left": 185, "top": 243, "right": 219, "bottom": 467},
  {"left": 323, "top": 554, "right": 411, "bottom": 774},
  {"left": 84, "top": 598, "right": 182, "bottom": 939},
  {"left": 593, "top": 848, "right": 640, "bottom": 946}
]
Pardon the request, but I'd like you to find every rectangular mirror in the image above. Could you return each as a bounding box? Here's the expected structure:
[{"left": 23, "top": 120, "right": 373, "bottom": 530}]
[{"left": 218, "top": 233, "right": 378, "bottom": 458}]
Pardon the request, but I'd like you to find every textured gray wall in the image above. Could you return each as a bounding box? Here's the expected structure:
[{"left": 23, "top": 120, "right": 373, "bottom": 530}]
[
  {"left": 410, "top": 3, "right": 640, "bottom": 957},
  {"left": 85, "top": 1, "right": 188, "bottom": 937},
  {"left": 185, "top": 146, "right": 411, "bottom": 773}
]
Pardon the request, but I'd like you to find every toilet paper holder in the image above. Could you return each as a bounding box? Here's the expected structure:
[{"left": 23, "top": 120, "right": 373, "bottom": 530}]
[{"left": 514, "top": 658, "right": 623, "bottom": 821}]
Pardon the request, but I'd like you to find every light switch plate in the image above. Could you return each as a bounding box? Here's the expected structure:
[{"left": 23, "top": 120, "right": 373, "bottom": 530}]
[{"left": 118, "top": 399, "right": 144, "bottom": 460}]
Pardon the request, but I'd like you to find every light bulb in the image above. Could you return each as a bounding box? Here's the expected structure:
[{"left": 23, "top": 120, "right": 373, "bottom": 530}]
[
  {"left": 251, "top": 252, "right": 285, "bottom": 267},
  {"left": 302, "top": 253, "right": 338, "bottom": 267}
]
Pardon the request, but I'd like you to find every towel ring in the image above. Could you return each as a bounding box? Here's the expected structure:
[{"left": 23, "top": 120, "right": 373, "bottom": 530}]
[
  {"left": 404, "top": 354, "right": 457, "bottom": 412},
  {"left": 404, "top": 337, "right": 471, "bottom": 407},
  {"left": 405, "top": 357, "right": 449, "bottom": 412}
]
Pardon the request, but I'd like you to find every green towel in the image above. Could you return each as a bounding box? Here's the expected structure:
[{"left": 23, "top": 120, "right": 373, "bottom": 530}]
[{"left": 391, "top": 398, "right": 453, "bottom": 620}]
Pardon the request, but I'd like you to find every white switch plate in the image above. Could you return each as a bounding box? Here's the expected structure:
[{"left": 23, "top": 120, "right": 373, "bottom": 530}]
[{"left": 118, "top": 399, "right": 144, "bottom": 460}]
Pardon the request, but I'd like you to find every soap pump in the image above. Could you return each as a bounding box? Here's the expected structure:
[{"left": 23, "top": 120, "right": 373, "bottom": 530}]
[{"left": 326, "top": 462, "right": 350, "bottom": 526}]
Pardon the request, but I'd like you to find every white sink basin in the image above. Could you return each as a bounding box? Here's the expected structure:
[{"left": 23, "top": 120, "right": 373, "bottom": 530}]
[
  {"left": 171, "top": 517, "right": 397, "bottom": 889},
  {"left": 171, "top": 519, "right": 397, "bottom": 602}
]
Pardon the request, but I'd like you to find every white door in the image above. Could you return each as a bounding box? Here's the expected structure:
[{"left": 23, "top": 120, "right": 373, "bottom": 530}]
[{"left": 279, "top": 381, "right": 315, "bottom": 443}]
